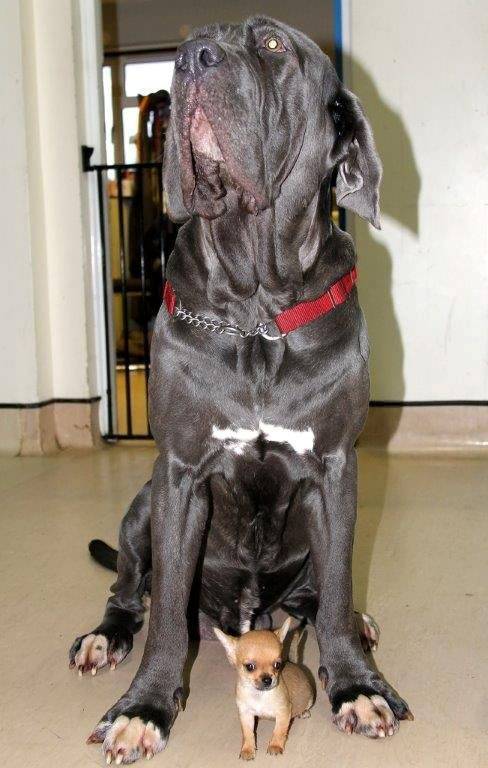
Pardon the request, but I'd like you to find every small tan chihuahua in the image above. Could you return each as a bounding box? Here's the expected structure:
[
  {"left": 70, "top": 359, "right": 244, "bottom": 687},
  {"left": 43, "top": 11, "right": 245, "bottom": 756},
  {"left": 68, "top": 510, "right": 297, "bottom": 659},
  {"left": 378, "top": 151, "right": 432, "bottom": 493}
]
[{"left": 214, "top": 617, "right": 314, "bottom": 759}]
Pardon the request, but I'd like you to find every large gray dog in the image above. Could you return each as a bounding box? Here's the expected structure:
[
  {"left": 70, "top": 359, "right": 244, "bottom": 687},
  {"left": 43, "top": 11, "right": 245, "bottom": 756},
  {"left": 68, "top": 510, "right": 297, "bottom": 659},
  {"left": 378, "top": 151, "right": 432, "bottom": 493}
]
[{"left": 70, "top": 16, "right": 412, "bottom": 763}]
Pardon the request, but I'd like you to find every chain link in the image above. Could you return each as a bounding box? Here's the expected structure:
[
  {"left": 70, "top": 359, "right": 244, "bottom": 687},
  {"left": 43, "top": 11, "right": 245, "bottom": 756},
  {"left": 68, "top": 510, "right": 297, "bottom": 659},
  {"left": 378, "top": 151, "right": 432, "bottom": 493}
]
[{"left": 173, "top": 304, "right": 285, "bottom": 341}]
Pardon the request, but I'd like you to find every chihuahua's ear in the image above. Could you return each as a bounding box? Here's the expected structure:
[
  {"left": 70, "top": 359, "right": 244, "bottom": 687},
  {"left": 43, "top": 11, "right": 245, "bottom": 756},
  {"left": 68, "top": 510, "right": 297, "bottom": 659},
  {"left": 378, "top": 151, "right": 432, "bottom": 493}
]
[
  {"left": 214, "top": 628, "right": 238, "bottom": 665},
  {"left": 274, "top": 616, "right": 292, "bottom": 645}
]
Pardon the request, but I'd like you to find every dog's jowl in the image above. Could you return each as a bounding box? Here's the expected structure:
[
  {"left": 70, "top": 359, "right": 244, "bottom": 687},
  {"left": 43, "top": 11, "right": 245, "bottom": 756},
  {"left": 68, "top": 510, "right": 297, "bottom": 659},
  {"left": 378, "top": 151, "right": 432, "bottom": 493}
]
[{"left": 70, "top": 16, "right": 413, "bottom": 763}]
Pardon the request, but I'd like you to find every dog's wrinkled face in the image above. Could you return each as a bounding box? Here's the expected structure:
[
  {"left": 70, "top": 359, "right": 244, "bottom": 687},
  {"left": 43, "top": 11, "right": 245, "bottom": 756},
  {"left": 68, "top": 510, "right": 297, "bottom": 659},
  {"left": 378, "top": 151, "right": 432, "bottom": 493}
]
[
  {"left": 166, "top": 17, "right": 312, "bottom": 218},
  {"left": 214, "top": 619, "right": 291, "bottom": 691},
  {"left": 164, "top": 16, "right": 382, "bottom": 228}
]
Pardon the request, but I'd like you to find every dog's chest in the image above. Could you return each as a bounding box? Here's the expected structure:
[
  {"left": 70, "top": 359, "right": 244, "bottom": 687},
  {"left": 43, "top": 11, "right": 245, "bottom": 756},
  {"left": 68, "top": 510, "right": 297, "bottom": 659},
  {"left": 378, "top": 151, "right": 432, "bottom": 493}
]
[
  {"left": 212, "top": 421, "right": 314, "bottom": 456},
  {"left": 238, "top": 684, "right": 285, "bottom": 719}
]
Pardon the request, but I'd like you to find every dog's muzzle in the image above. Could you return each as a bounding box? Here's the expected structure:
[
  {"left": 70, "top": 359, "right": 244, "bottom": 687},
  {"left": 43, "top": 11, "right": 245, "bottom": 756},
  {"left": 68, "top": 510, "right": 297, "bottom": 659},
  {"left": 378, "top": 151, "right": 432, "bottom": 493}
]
[{"left": 175, "top": 39, "right": 226, "bottom": 79}]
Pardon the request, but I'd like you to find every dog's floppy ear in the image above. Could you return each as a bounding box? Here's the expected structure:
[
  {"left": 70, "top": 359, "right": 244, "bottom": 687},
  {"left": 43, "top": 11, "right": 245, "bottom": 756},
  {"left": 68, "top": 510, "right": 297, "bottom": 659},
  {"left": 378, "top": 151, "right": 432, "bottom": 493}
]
[
  {"left": 330, "top": 89, "right": 382, "bottom": 229},
  {"left": 214, "top": 628, "right": 238, "bottom": 665},
  {"left": 163, "top": 119, "right": 190, "bottom": 223},
  {"left": 274, "top": 616, "right": 292, "bottom": 645}
]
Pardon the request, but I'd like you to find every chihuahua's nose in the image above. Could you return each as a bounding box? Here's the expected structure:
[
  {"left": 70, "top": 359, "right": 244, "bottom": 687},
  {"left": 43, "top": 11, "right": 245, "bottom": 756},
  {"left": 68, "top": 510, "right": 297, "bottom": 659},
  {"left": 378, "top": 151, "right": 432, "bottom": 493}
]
[
  {"left": 261, "top": 675, "right": 273, "bottom": 688},
  {"left": 175, "top": 39, "right": 225, "bottom": 78}
]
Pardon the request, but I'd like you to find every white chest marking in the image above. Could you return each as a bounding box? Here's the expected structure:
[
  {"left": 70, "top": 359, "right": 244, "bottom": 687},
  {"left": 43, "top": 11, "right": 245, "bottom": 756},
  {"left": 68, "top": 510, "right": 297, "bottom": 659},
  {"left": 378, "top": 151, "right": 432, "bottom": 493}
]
[
  {"left": 238, "top": 683, "right": 281, "bottom": 719},
  {"left": 211, "top": 421, "right": 314, "bottom": 455},
  {"left": 211, "top": 425, "right": 259, "bottom": 455},
  {"left": 259, "top": 421, "right": 314, "bottom": 454}
]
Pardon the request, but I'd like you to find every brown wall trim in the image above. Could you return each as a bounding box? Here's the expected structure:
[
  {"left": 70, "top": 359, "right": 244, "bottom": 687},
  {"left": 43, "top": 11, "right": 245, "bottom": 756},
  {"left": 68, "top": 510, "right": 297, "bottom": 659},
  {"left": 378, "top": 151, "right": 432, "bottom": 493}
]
[
  {"left": 0, "top": 400, "right": 102, "bottom": 455},
  {"left": 371, "top": 400, "right": 488, "bottom": 407},
  {"left": 360, "top": 403, "right": 488, "bottom": 451},
  {"left": 3, "top": 398, "right": 485, "bottom": 411},
  {"left": 0, "top": 396, "right": 101, "bottom": 410}
]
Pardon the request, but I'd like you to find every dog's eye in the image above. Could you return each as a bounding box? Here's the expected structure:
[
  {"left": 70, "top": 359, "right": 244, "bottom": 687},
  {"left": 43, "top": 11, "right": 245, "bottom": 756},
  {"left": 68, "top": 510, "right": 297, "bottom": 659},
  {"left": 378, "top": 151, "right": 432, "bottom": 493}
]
[
  {"left": 263, "top": 36, "right": 286, "bottom": 53},
  {"left": 273, "top": 661, "right": 282, "bottom": 670},
  {"left": 244, "top": 663, "right": 256, "bottom": 672}
]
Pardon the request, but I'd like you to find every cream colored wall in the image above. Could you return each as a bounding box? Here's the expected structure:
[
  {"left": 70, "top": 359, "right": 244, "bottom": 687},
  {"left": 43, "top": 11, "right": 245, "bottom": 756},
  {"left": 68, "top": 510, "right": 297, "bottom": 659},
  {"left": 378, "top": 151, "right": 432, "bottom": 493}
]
[
  {"left": 347, "top": 0, "right": 488, "bottom": 401},
  {"left": 0, "top": 0, "right": 104, "bottom": 407},
  {"left": 0, "top": 2, "right": 39, "bottom": 403},
  {"left": 22, "top": 1, "right": 90, "bottom": 400},
  {"left": 0, "top": 0, "right": 107, "bottom": 452}
]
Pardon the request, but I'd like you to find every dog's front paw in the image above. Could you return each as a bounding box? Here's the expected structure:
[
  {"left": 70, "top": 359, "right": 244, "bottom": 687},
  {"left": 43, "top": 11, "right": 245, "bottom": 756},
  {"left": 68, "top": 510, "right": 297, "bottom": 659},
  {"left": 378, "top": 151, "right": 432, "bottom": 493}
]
[
  {"left": 69, "top": 626, "right": 133, "bottom": 675},
  {"left": 88, "top": 709, "right": 170, "bottom": 764},
  {"left": 331, "top": 685, "right": 413, "bottom": 739},
  {"left": 333, "top": 693, "right": 398, "bottom": 737},
  {"left": 239, "top": 745, "right": 256, "bottom": 760}
]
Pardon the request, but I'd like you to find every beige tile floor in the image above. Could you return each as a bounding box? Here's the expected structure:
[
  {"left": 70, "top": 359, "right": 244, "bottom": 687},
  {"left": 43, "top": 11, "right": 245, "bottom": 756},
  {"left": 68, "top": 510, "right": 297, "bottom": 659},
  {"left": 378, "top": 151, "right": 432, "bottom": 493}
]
[{"left": 0, "top": 445, "right": 487, "bottom": 767}]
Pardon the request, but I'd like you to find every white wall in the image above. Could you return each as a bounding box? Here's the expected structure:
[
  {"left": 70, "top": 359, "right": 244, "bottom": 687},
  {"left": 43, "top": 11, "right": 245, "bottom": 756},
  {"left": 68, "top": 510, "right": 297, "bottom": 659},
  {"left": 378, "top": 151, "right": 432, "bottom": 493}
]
[
  {"left": 0, "top": 0, "right": 104, "bottom": 406},
  {"left": 22, "top": 0, "right": 90, "bottom": 401},
  {"left": 0, "top": 2, "right": 39, "bottom": 403},
  {"left": 348, "top": 0, "right": 488, "bottom": 401}
]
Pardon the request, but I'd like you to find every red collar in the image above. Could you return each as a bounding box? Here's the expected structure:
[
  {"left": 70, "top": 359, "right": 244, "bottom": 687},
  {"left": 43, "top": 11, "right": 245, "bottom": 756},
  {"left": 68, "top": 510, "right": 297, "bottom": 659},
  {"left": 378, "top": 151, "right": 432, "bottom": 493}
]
[{"left": 163, "top": 266, "right": 357, "bottom": 339}]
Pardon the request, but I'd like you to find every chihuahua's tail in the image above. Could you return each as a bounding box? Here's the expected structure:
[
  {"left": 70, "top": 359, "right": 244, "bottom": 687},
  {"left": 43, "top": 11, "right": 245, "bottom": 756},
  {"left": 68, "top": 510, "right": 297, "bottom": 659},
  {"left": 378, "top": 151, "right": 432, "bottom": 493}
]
[{"left": 88, "top": 539, "right": 118, "bottom": 572}]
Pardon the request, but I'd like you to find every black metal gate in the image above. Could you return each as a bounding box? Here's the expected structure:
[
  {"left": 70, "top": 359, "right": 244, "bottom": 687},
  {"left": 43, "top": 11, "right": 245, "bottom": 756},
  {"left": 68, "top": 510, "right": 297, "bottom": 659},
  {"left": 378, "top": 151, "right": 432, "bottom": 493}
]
[{"left": 82, "top": 145, "right": 176, "bottom": 439}]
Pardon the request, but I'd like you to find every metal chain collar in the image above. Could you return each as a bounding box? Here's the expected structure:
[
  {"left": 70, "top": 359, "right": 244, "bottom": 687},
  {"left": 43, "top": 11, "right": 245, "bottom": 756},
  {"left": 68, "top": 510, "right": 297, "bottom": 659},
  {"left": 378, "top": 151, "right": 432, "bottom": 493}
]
[{"left": 174, "top": 303, "right": 285, "bottom": 341}]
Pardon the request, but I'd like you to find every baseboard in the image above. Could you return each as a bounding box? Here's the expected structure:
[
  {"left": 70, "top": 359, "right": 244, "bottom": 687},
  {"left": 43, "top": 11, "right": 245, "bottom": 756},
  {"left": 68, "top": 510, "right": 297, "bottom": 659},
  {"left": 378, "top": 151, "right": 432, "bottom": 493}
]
[
  {"left": 360, "top": 403, "right": 488, "bottom": 451},
  {"left": 0, "top": 398, "right": 102, "bottom": 455}
]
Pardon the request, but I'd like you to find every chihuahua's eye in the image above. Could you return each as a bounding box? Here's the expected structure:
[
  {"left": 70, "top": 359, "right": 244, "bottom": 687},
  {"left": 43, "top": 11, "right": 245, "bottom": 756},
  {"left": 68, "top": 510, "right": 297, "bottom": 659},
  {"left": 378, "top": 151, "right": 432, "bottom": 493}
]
[
  {"left": 273, "top": 661, "right": 282, "bottom": 670},
  {"left": 263, "top": 36, "right": 286, "bottom": 53},
  {"left": 244, "top": 663, "right": 256, "bottom": 672}
]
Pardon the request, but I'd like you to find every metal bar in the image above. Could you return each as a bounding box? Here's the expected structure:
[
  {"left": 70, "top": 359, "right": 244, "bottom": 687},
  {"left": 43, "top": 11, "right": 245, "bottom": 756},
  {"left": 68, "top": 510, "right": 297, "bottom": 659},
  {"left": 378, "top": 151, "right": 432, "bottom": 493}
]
[
  {"left": 97, "top": 169, "right": 114, "bottom": 436},
  {"left": 81, "top": 147, "right": 162, "bottom": 173},
  {"left": 89, "top": 161, "right": 163, "bottom": 171},
  {"left": 136, "top": 167, "right": 152, "bottom": 437},
  {"left": 116, "top": 169, "right": 133, "bottom": 436}
]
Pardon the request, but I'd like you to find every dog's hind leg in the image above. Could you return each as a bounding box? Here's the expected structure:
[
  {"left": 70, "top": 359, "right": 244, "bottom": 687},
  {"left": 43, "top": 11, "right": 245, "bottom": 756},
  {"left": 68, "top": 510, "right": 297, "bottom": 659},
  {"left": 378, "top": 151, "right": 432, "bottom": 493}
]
[{"left": 69, "top": 481, "right": 152, "bottom": 675}]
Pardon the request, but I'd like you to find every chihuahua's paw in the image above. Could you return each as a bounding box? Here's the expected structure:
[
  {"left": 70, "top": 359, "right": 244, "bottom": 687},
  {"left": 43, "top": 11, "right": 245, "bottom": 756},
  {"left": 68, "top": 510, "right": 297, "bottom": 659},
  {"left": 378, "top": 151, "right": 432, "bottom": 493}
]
[
  {"left": 69, "top": 626, "right": 133, "bottom": 675},
  {"left": 88, "top": 715, "right": 167, "bottom": 763},
  {"left": 267, "top": 743, "right": 285, "bottom": 756},
  {"left": 355, "top": 611, "right": 380, "bottom": 652},
  {"left": 331, "top": 684, "right": 413, "bottom": 739},
  {"left": 239, "top": 746, "right": 256, "bottom": 760}
]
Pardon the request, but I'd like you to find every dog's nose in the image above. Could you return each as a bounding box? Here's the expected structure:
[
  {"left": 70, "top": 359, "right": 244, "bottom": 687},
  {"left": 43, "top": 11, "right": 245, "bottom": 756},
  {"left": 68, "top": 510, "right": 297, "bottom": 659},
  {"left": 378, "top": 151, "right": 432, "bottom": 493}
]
[
  {"left": 261, "top": 675, "right": 273, "bottom": 688},
  {"left": 175, "top": 39, "right": 225, "bottom": 77}
]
